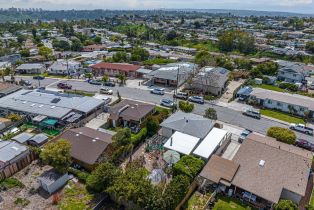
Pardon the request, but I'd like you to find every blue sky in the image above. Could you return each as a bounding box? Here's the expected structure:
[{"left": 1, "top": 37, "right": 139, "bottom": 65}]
[{"left": 2, "top": 0, "right": 314, "bottom": 14}]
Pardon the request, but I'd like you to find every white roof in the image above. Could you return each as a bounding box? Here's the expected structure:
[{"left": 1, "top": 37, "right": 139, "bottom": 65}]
[
  {"left": 193, "top": 128, "right": 228, "bottom": 159},
  {"left": 163, "top": 131, "right": 200, "bottom": 155}
]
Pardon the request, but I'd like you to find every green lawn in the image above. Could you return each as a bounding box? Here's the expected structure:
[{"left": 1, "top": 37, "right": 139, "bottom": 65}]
[
  {"left": 255, "top": 84, "right": 284, "bottom": 92},
  {"left": 213, "top": 196, "right": 256, "bottom": 210},
  {"left": 260, "top": 109, "right": 305, "bottom": 124}
]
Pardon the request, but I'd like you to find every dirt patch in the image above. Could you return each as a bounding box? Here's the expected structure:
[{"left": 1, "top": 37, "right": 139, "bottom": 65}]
[{"left": 0, "top": 161, "right": 57, "bottom": 210}]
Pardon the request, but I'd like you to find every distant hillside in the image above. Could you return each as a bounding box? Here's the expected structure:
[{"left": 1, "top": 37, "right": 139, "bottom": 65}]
[{"left": 0, "top": 8, "right": 312, "bottom": 23}]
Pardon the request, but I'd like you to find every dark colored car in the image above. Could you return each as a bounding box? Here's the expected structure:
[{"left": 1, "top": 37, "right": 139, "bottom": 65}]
[
  {"left": 33, "top": 75, "right": 45, "bottom": 80},
  {"left": 57, "top": 82, "right": 72, "bottom": 89},
  {"left": 295, "top": 139, "right": 314, "bottom": 151},
  {"left": 103, "top": 81, "right": 116, "bottom": 87}
]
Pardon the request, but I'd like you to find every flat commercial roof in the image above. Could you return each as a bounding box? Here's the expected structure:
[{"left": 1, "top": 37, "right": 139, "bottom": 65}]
[
  {"left": 193, "top": 128, "right": 228, "bottom": 159},
  {"left": 0, "top": 89, "right": 104, "bottom": 119},
  {"left": 163, "top": 131, "right": 200, "bottom": 155},
  {"left": 0, "top": 140, "right": 28, "bottom": 163}
]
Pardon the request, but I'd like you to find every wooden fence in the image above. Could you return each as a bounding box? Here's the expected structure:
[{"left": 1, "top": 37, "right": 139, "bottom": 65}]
[{"left": 0, "top": 152, "right": 36, "bottom": 180}]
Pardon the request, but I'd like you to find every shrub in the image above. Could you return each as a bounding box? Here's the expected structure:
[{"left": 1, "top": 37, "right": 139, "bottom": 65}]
[
  {"left": 14, "top": 198, "right": 30, "bottom": 207},
  {"left": 173, "top": 155, "right": 204, "bottom": 179},
  {"left": 146, "top": 117, "right": 159, "bottom": 137},
  {"left": 68, "top": 167, "right": 89, "bottom": 183},
  {"left": 179, "top": 101, "right": 194, "bottom": 113},
  {"left": 267, "top": 127, "right": 296, "bottom": 145},
  {"left": 279, "top": 83, "right": 298, "bottom": 92},
  {"left": 6, "top": 113, "right": 22, "bottom": 122},
  {"left": 159, "top": 175, "right": 191, "bottom": 210},
  {"left": 0, "top": 178, "right": 24, "bottom": 190},
  {"left": 204, "top": 107, "right": 217, "bottom": 120},
  {"left": 131, "top": 128, "right": 147, "bottom": 146},
  {"left": 274, "top": 199, "right": 298, "bottom": 210}
]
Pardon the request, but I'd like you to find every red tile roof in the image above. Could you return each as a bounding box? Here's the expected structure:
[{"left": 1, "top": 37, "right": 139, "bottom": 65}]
[{"left": 91, "top": 62, "right": 141, "bottom": 72}]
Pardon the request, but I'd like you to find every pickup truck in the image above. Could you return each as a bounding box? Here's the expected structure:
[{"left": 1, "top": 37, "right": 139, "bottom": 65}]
[{"left": 289, "top": 123, "right": 313, "bottom": 135}]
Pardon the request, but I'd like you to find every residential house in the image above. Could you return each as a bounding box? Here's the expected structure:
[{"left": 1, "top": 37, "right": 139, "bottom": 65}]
[
  {"left": 0, "top": 140, "right": 33, "bottom": 179},
  {"left": 191, "top": 67, "right": 230, "bottom": 95},
  {"left": 48, "top": 60, "right": 81, "bottom": 75},
  {"left": 38, "top": 168, "right": 69, "bottom": 195},
  {"left": 160, "top": 111, "right": 214, "bottom": 139},
  {"left": 199, "top": 134, "right": 312, "bottom": 208},
  {"left": 108, "top": 99, "right": 155, "bottom": 128},
  {"left": 148, "top": 63, "right": 196, "bottom": 87},
  {"left": 57, "top": 127, "right": 113, "bottom": 170},
  {"left": 91, "top": 62, "right": 141, "bottom": 77},
  {"left": 82, "top": 44, "right": 106, "bottom": 52},
  {"left": 276, "top": 60, "right": 309, "bottom": 83},
  {"left": 249, "top": 88, "right": 314, "bottom": 117},
  {"left": 0, "top": 54, "right": 21, "bottom": 64},
  {"left": 16, "top": 63, "right": 46, "bottom": 74}
]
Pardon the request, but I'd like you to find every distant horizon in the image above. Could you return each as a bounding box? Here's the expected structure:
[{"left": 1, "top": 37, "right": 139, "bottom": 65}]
[
  {"left": 1, "top": 7, "right": 314, "bottom": 16},
  {"left": 1, "top": 0, "right": 314, "bottom": 14}
]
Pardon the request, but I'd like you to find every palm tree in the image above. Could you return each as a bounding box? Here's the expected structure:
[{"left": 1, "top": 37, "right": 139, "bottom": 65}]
[
  {"left": 117, "top": 73, "right": 127, "bottom": 85},
  {"left": 102, "top": 75, "right": 109, "bottom": 83}
]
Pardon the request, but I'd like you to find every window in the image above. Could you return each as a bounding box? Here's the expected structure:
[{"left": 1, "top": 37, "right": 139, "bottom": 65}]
[
  {"left": 300, "top": 107, "right": 305, "bottom": 112},
  {"left": 277, "top": 102, "right": 282, "bottom": 106},
  {"left": 267, "top": 100, "right": 272, "bottom": 104},
  {"left": 293, "top": 74, "right": 297, "bottom": 77}
]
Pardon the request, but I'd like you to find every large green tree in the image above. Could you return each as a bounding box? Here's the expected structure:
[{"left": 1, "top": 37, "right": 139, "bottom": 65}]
[
  {"left": 274, "top": 199, "right": 298, "bottom": 210},
  {"left": 86, "top": 162, "right": 121, "bottom": 192},
  {"left": 40, "top": 139, "right": 71, "bottom": 174}
]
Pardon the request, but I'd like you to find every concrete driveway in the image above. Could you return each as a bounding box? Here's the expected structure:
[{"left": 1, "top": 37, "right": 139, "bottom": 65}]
[{"left": 219, "top": 79, "right": 245, "bottom": 103}]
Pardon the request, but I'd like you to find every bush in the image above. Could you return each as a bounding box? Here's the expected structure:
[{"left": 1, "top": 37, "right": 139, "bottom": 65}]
[
  {"left": 204, "top": 107, "right": 217, "bottom": 120},
  {"left": 6, "top": 113, "right": 22, "bottom": 122},
  {"left": 0, "top": 178, "right": 24, "bottom": 190},
  {"left": 179, "top": 101, "right": 194, "bottom": 113},
  {"left": 146, "top": 117, "right": 159, "bottom": 137},
  {"left": 274, "top": 199, "right": 298, "bottom": 210},
  {"left": 173, "top": 155, "right": 204, "bottom": 179},
  {"left": 159, "top": 175, "right": 191, "bottom": 210},
  {"left": 267, "top": 127, "right": 296, "bottom": 145},
  {"left": 14, "top": 198, "right": 30, "bottom": 207},
  {"left": 131, "top": 128, "right": 147, "bottom": 146},
  {"left": 68, "top": 167, "right": 89, "bottom": 183},
  {"left": 279, "top": 83, "right": 298, "bottom": 92}
]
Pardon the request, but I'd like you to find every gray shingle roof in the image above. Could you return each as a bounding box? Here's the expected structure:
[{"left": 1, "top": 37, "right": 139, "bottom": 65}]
[
  {"left": 0, "top": 89, "right": 105, "bottom": 119},
  {"left": 12, "top": 132, "right": 34, "bottom": 144},
  {"left": 160, "top": 111, "right": 214, "bottom": 139}
]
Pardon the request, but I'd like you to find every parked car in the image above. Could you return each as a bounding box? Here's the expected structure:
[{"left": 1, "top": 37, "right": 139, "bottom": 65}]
[
  {"left": 188, "top": 96, "right": 204, "bottom": 104},
  {"left": 295, "top": 139, "right": 314, "bottom": 151},
  {"left": 20, "top": 79, "right": 32, "bottom": 87},
  {"left": 57, "top": 82, "right": 72, "bottom": 89},
  {"left": 88, "top": 80, "right": 102, "bottom": 85},
  {"left": 242, "top": 108, "right": 261, "bottom": 119},
  {"left": 160, "top": 99, "right": 175, "bottom": 108},
  {"left": 103, "top": 81, "right": 116, "bottom": 87},
  {"left": 238, "top": 129, "right": 253, "bottom": 143},
  {"left": 174, "top": 92, "right": 188, "bottom": 100},
  {"left": 33, "top": 75, "right": 45, "bottom": 80},
  {"left": 289, "top": 123, "right": 313, "bottom": 135},
  {"left": 100, "top": 87, "right": 113, "bottom": 95},
  {"left": 309, "top": 84, "right": 314, "bottom": 90},
  {"left": 150, "top": 88, "right": 165, "bottom": 95}
]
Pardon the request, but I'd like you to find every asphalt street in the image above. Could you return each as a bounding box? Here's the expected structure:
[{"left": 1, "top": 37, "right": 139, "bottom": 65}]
[{"left": 11, "top": 76, "right": 314, "bottom": 143}]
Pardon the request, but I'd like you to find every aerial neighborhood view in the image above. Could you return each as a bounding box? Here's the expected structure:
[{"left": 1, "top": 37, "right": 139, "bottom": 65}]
[{"left": 1, "top": 1, "right": 314, "bottom": 210}]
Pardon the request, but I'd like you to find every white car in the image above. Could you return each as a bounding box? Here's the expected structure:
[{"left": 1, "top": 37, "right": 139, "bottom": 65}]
[
  {"left": 150, "top": 88, "right": 165, "bottom": 95},
  {"left": 100, "top": 87, "right": 113, "bottom": 95},
  {"left": 160, "top": 99, "right": 175, "bottom": 108},
  {"left": 188, "top": 96, "right": 204, "bottom": 104}
]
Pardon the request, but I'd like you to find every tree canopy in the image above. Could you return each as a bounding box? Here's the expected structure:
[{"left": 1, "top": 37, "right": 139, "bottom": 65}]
[
  {"left": 40, "top": 139, "right": 71, "bottom": 174},
  {"left": 267, "top": 127, "right": 296, "bottom": 145}
]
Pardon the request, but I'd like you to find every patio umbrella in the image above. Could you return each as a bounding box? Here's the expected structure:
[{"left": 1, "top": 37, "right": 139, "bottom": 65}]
[{"left": 163, "top": 150, "right": 180, "bottom": 165}]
